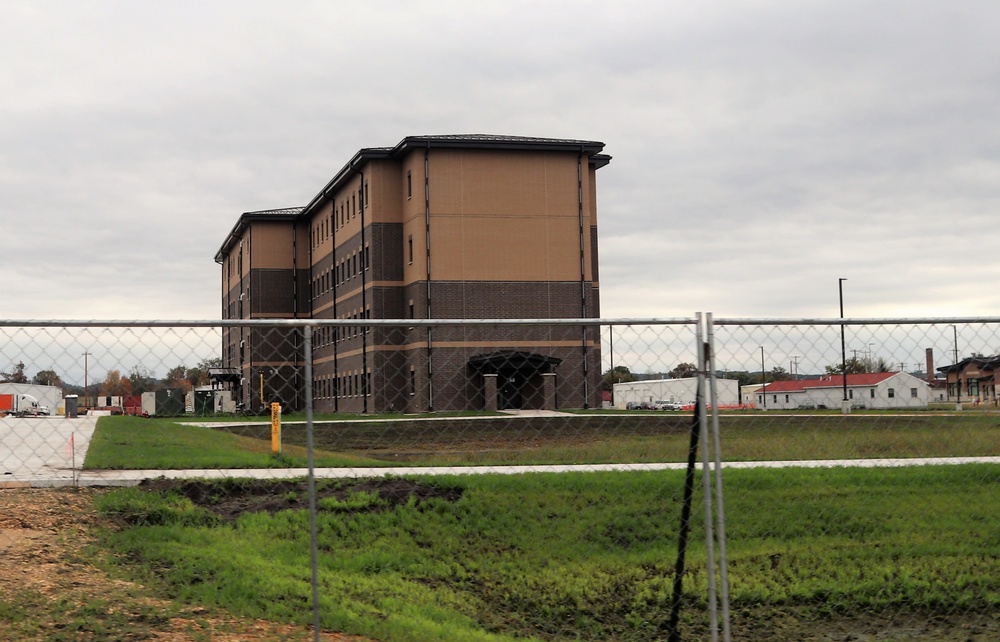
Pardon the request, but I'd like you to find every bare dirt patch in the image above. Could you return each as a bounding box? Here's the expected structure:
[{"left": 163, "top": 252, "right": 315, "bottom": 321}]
[{"left": 0, "top": 486, "right": 373, "bottom": 641}]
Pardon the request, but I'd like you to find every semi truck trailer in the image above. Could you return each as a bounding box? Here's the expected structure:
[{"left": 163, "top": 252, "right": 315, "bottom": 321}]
[{"left": 0, "top": 393, "right": 51, "bottom": 417}]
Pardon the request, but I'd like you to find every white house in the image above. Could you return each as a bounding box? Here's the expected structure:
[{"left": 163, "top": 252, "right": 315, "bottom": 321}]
[
  {"left": 755, "top": 372, "right": 930, "bottom": 410},
  {"left": 613, "top": 377, "right": 740, "bottom": 409}
]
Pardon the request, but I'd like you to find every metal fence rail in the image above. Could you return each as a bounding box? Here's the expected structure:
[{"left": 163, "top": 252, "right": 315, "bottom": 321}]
[{"left": 2, "top": 316, "right": 999, "bottom": 641}]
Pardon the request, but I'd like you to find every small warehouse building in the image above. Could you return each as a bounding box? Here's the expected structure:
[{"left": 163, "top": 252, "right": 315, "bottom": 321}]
[
  {"left": 612, "top": 377, "right": 740, "bottom": 409},
  {"left": 755, "top": 372, "right": 930, "bottom": 410}
]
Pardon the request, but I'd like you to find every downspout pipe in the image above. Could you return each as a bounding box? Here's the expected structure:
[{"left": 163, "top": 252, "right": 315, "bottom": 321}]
[
  {"left": 295, "top": 215, "right": 304, "bottom": 409},
  {"left": 330, "top": 188, "right": 339, "bottom": 413},
  {"left": 351, "top": 162, "right": 370, "bottom": 414},
  {"left": 424, "top": 143, "right": 434, "bottom": 411},
  {"left": 578, "top": 149, "right": 590, "bottom": 408}
]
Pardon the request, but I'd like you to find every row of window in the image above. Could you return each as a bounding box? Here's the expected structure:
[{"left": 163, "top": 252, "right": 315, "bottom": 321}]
[
  {"left": 762, "top": 387, "right": 918, "bottom": 404},
  {"left": 313, "top": 310, "right": 372, "bottom": 347},
  {"left": 225, "top": 294, "right": 246, "bottom": 320},
  {"left": 311, "top": 183, "right": 370, "bottom": 249},
  {"left": 311, "top": 246, "right": 370, "bottom": 299},
  {"left": 314, "top": 371, "right": 372, "bottom": 399},
  {"left": 226, "top": 252, "right": 243, "bottom": 277},
  {"left": 949, "top": 381, "right": 991, "bottom": 396}
]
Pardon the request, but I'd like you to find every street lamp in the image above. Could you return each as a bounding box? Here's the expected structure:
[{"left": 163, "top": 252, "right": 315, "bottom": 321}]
[
  {"left": 839, "top": 278, "right": 848, "bottom": 412},
  {"left": 949, "top": 324, "right": 961, "bottom": 410},
  {"left": 82, "top": 351, "right": 92, "bottom": 410},
  {"left": 760, "top": 346, "right": 767, "bottom": 410},
  {"left": 608, "top": 325, "right": 615, "bottom": 407}
]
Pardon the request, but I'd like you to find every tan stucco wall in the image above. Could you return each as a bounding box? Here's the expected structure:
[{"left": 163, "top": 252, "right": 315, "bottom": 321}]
[
  {"left": 250, "top": 221, "right": 296, "bottom": 269},
  {"left": 399, "top": 148, "right": 595, "bottom": 284}
]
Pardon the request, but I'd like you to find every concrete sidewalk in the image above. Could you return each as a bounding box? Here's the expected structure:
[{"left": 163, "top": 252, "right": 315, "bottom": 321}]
[{"left": 1, "top": 414, "right": 99, "bottom": 487}]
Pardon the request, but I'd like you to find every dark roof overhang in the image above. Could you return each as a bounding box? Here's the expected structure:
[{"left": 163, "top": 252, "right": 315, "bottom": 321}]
[
  {"left": 936, "top": 355, "right": 1000, "bottom": 374},
  {"left": 468, "top": 351, "right": 562, "bottom": 373},
  {"left": 214, "top": 207, "right": 304, "bottom": 263},
  {"left": 216, "top": 135, "right": 611, "bottom": 261},
  {"left": 208, "top": 367, "right": 241, "bottom": 383},
  {"left": 299, "top": 135, "right": 609, "bottom": 219}
]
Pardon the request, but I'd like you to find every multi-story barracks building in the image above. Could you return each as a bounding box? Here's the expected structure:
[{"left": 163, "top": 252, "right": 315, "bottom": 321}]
[{"left": 215, "top": 134, "right": 610, "bottom": 414}]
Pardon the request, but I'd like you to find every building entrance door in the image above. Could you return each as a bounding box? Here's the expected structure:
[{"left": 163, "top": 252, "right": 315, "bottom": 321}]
[
  {"left": 469, "top": 351, "right": 562, "bottom": 411},
  {"left": 498, "top": 374, "right": 523, "bottom": 410}
]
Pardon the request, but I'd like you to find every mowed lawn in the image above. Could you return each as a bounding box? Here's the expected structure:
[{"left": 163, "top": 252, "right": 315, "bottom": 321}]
[{"left": 85, "top": 411, "right": 1000, "bottom": 470}]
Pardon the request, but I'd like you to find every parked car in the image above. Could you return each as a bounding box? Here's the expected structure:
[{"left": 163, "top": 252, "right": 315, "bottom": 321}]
[{"left": 654, "top": 400, "right": 683, "bottom": 411}]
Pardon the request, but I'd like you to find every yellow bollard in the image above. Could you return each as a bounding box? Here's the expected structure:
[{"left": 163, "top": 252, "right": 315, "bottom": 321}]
[{"left": 271, "top": 402, "right": 281, "bottom": 455}]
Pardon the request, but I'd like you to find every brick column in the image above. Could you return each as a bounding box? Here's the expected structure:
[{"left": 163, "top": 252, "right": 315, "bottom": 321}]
[
  {"left": 542, "top": 373, "right": 557, "bottom": 410},
  {"left": 483, "top": 374, "right": 498, "bottom": 411}
]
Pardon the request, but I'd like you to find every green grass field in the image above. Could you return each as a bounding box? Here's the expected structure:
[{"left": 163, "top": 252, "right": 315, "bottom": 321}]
[
  {"left": 85, "top": 411, "right": 1000, "bottom": 470},
  {"left": 79, "top": 412, "right": 1000, "bottom": 639},
  {"left": 94, "top": 465, "right": 1000, "bottom": 641}
]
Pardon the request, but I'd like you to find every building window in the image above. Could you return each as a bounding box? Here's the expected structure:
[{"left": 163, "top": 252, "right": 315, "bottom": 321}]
[
  {"left": 364, "top": 182, "right": 369, "bottom": 206},
  {"left": 910, "top": 388, "right": 918, "bottom": 398},
  {"left": 408, "top": 235, "right": 413, "bottom": 264},
  {"left": 870, "top": 388, "right": 875, "bottom": 398},
  {"left": 407, "top": 171, "right": 412, "bottom": 198},
  {"left": 410, "top": 367, "right": 416, "bottom": 395},
  {"left": 784, "top": 395, "right": 789, "bottom": 403},
  {"left": 887, "top": 388, "right": 895, "bottom": 398},
  {"left": 849, "top": 389, "right": 854, "bottom": 399}
]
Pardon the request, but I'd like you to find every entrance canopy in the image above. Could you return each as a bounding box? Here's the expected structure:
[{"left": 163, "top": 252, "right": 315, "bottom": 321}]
[
  {"left": 208, "top": 367, "right": 241, "bottom": 384},
  {"left": 468, "top": 351, "right": 561, "bottom": 373}
]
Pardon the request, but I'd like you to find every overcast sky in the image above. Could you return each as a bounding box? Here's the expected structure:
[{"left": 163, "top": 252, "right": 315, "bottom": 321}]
[{"left": 3, "top": 1, "right": 999, "bottom": 322}]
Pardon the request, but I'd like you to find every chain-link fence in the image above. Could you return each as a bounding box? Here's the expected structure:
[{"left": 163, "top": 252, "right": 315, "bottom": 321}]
[{"left": 1, "top": 317, "right": 998, "bottom": 641}]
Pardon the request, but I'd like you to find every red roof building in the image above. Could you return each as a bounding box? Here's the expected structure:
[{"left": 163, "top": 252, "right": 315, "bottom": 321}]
[{"left": 755, "top": 372, "right": 930, "bottom": 410}]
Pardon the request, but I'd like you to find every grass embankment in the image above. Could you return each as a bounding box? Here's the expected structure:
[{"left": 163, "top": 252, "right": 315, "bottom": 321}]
[
  {"left": 94, "top": 465, "right": 1000, "bottom": 641},
  {"left": 85, "top": 412, "right": 1000, "bottom": 470},
  {"left": 83, "top": 415, "right": 377, "bottom": 469}
]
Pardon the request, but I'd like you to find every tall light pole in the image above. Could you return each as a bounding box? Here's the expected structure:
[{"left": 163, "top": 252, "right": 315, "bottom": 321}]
[
  {"left": 82, "top": 351, "right": 92, "bottom": 410},
  {"left": 608, "top": 325, "right": 614, "bottom": 407},
  {"left": 760, "top": 346, "right": 767, "bottom": 410},
  {"left": 950, "top": 324, "right": 961, "bottom": 409},
  {"left": 839, "top": 278, "right": 848, "bottom": 413}
]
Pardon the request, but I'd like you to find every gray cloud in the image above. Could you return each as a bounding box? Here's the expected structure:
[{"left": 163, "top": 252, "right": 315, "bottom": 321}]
[{"left": 2, "top": 0, "right": 999, "bottom": 322}]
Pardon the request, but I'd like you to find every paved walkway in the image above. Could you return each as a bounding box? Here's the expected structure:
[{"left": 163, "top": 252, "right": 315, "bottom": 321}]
[
  {"left": 1, "top": 414, "right": 99, "bottom": 487},
  {"left": 4, "top": 414, "right": 1000, "bottom": 488}
]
